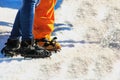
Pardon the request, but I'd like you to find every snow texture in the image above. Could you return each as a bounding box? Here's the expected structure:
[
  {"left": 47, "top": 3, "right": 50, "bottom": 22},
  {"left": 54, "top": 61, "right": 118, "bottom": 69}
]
[{"left": 0, "top": 0, "right": 120, "bottom": 80}]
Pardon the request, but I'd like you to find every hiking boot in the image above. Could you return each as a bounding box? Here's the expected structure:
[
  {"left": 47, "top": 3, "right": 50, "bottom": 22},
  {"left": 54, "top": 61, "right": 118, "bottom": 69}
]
[
  {"left": 19, "top": 39, "right": 51, "bottom": 58},
  {"left": 1, "top": 39, "right": 20, "bottom": 57},
  {"left": 35, "top": 37, "right": 61, "bottom": 52}
]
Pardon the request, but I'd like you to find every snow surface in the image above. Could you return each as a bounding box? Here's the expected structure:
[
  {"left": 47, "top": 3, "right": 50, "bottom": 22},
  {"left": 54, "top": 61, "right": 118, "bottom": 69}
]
[{"left": 0, "top": 0, "right": 120, "bottom": 80}]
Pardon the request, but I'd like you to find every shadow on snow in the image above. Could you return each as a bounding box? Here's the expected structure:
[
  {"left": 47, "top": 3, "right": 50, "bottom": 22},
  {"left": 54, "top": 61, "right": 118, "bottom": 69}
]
[
  {"left": 0, "top": 0, "right": 63, "bottom": 10},
  {"left": 0, "top": 0, "right": 22, "bottom": 9},
  {"left": 0, "top": 21, "right": 13, "bottom": 27},
  {"left": 58, "top": 40, "right": 100, "bottom": 48}
]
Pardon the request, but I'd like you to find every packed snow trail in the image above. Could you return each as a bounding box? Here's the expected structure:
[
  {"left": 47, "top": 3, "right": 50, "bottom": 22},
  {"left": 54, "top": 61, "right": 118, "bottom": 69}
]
[{"left": 0, "top": 0, "right": 120, "bottom": 80}]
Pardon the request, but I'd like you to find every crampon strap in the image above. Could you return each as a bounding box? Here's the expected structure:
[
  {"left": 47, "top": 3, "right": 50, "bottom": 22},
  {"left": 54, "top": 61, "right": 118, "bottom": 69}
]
[{"left": 35, "top": 37, "right": 58, "bottom": 52}]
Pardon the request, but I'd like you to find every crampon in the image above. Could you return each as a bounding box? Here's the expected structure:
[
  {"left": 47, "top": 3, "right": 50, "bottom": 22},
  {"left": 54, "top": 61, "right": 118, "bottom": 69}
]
[
  {"left": 20, "top": 46, "right": 52, "bottom": 58},
  {"left": 1, "top": 46, "right": 51, "bottom": 58},
  {"left": 35, "top": 37, "right": 61, "bottom": 53},
  {"left": 1, "top": 47, "right": 19, "bottom": 57}
]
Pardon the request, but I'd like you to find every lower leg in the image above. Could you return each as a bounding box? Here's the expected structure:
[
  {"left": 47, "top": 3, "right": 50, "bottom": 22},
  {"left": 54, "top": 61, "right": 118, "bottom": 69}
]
[
  {"left": 20, "top": 0, "right": 38, "bottom": 40},
  {"left": 9, "top": 10, "right": 21, "bottom": 40}
]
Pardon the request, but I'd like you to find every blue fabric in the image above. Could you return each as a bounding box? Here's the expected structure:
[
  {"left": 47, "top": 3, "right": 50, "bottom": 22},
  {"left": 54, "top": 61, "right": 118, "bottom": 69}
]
[{"left": 10, "top": 0, "right": 40, "bottom": 40}]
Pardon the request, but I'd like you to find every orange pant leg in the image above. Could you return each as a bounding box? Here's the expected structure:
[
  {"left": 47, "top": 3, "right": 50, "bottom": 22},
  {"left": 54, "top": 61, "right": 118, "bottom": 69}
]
[{"left": 33, "top": 0, "right": 56, "bottom": 40}]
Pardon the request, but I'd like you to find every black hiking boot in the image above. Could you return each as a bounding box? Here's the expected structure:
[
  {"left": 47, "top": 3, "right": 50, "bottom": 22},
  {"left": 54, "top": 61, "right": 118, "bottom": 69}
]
[
  {"left": 1, "top": 39, "right": 20, "bottom": 57},
  {"left": 19, "top": 39, "right": 51, "bottom": 58}
]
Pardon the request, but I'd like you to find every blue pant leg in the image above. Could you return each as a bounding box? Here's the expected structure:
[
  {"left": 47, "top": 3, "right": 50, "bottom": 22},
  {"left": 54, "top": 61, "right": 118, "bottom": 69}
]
[
  {"left": 10, "top": 0, "right": 39, "bottom": 40},
  {"left": 20, "top": 0, "right": 39, "bottom": 40}
]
